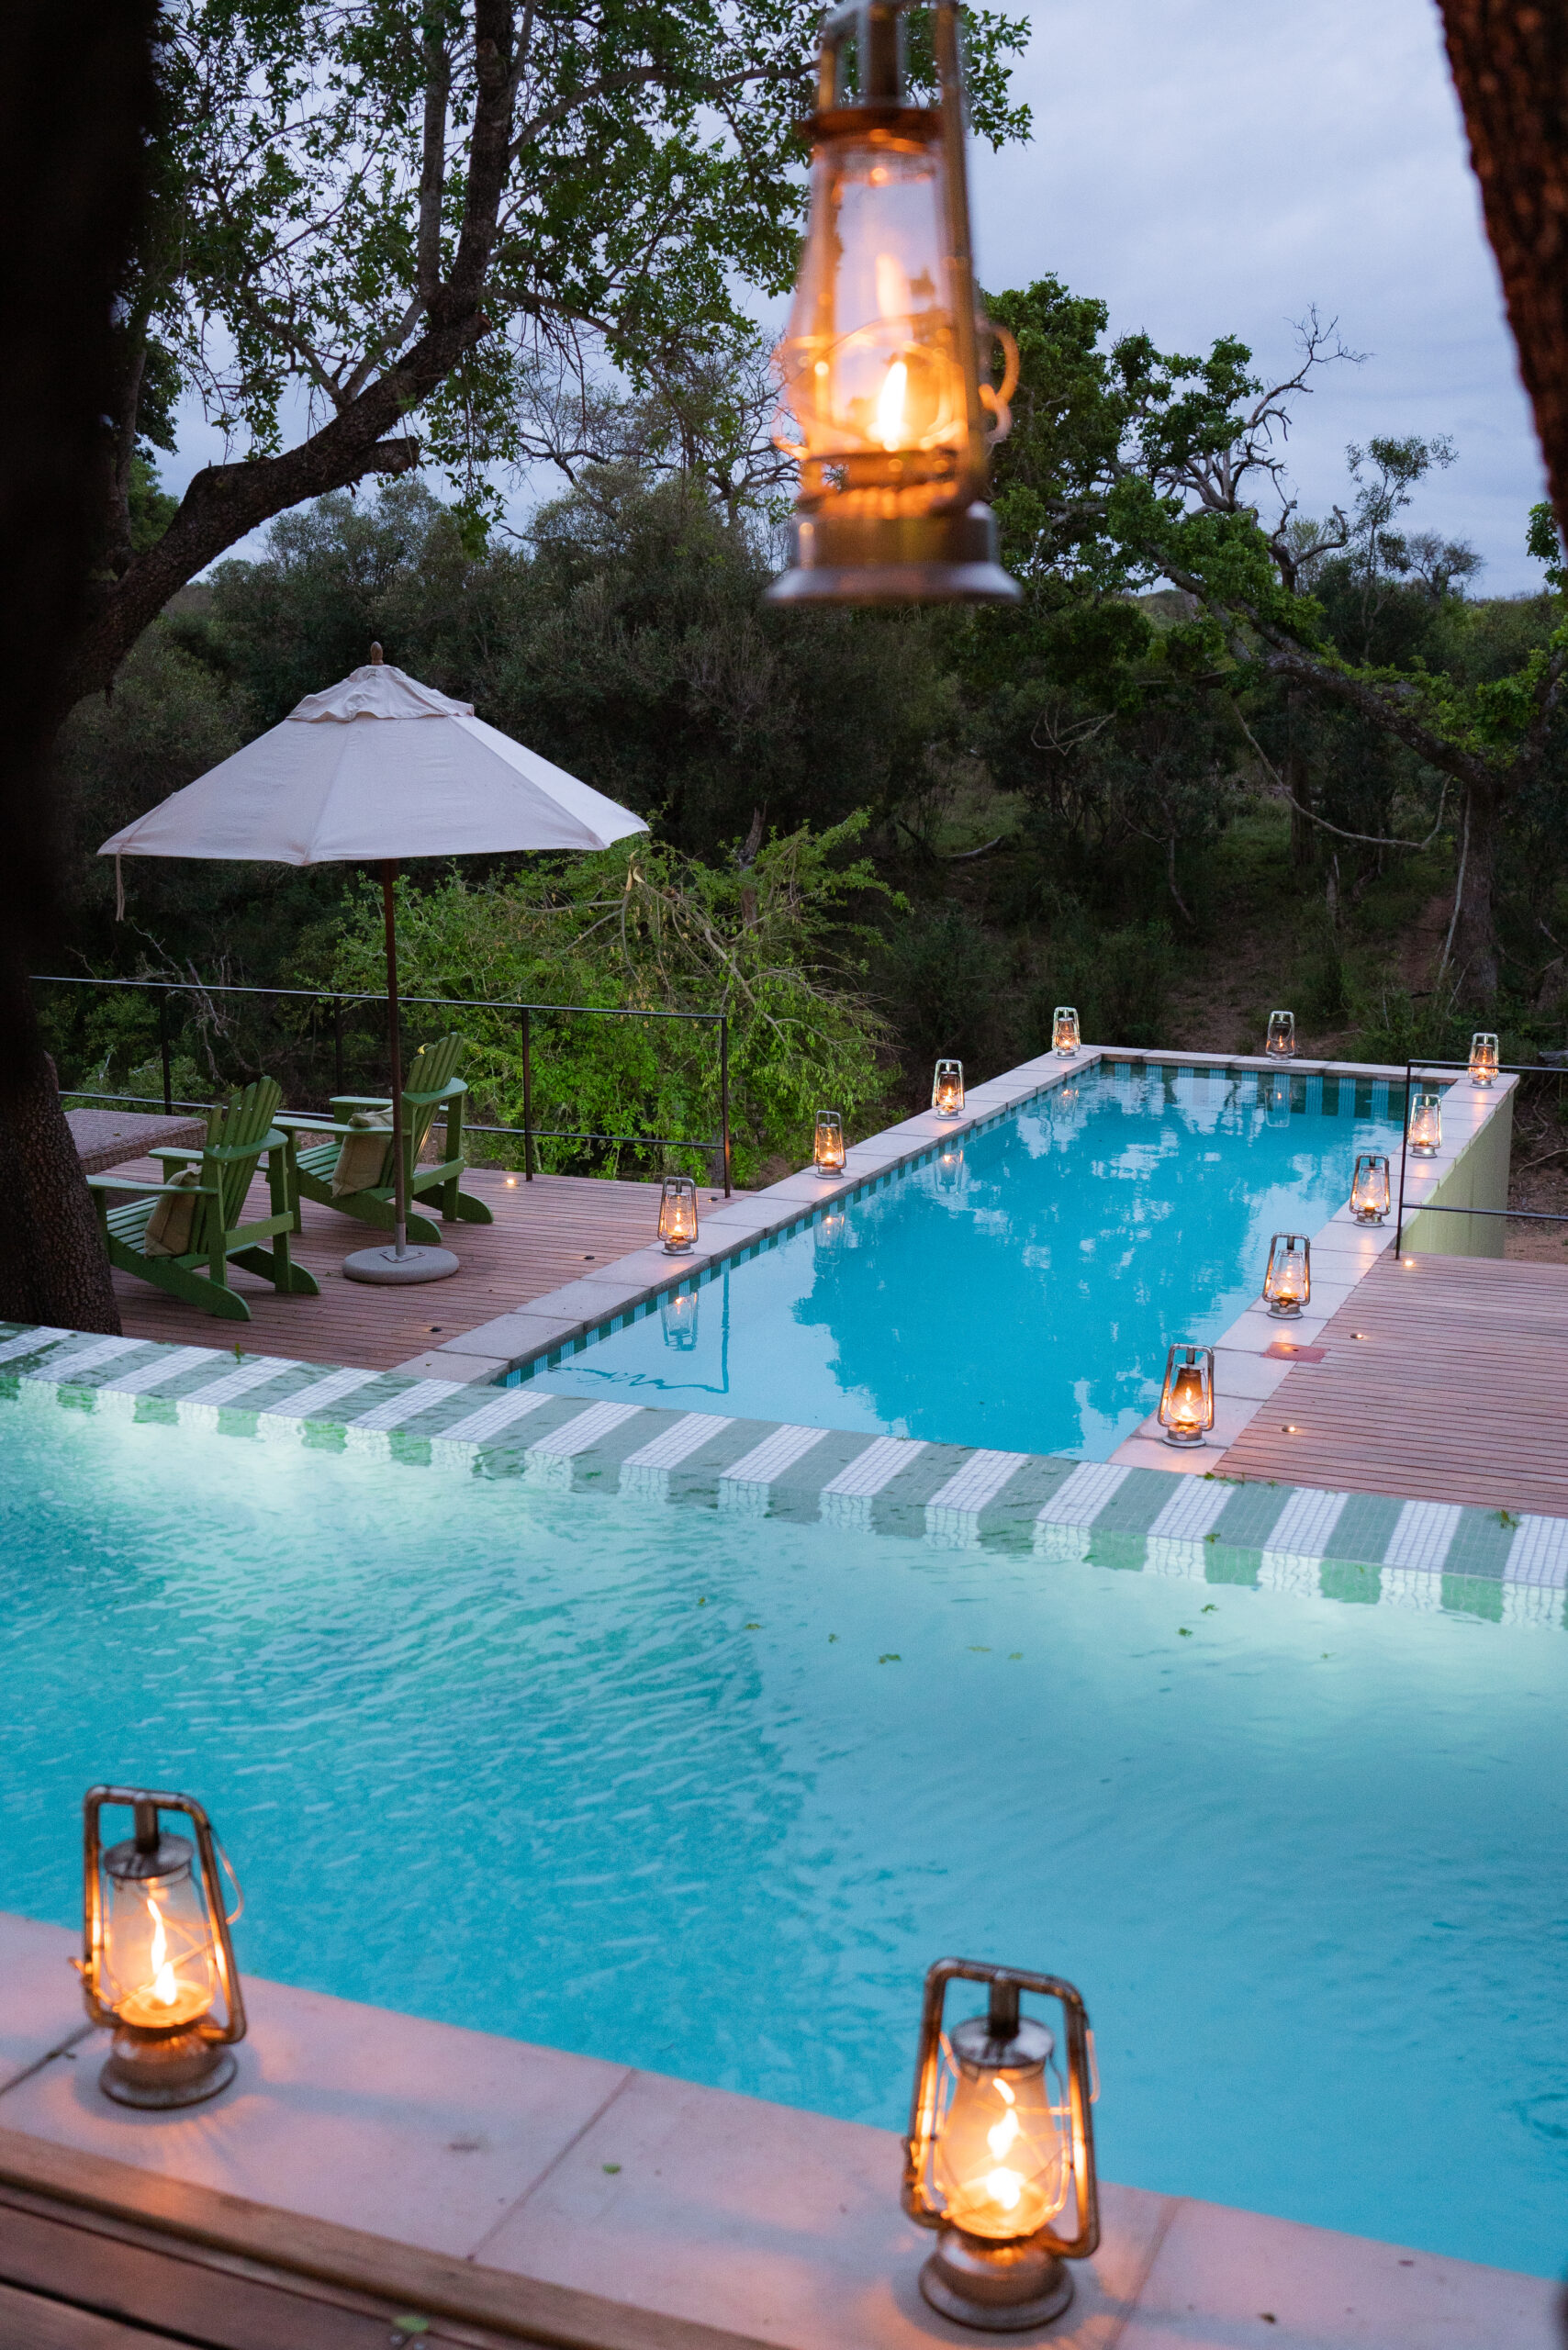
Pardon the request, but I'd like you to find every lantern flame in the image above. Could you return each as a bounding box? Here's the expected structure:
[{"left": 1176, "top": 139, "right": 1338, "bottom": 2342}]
[
  {"left": 148, "top": 1899, "right": 178, "bottom": 2009},
  {"left": 875, "top": 359, "right": 910, "bottom": 450}
]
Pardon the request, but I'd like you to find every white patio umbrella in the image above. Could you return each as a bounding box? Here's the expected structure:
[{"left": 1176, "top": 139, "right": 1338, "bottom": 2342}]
[{"left": 99, "top": 646, "right": 647, "bottom": 1284}]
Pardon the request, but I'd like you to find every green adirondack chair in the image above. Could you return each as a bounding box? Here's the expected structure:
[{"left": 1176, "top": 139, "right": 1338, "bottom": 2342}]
[
  {"left": 277, "top": 1033, "right": 493, "bottom": 1246},
  {"left": 87, "top": 1077, "right": 319, "bottom": 1324}
]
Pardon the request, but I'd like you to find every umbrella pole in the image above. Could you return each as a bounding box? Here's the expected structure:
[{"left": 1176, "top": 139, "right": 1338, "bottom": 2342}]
[{"left": 382, "top": 859, "right": 409, "bottom": 1259}]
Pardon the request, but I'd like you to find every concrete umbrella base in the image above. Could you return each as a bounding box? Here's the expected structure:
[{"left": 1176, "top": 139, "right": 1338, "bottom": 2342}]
[{"left": 342, "top": 1243, "right": 461, "bottom": 1284}]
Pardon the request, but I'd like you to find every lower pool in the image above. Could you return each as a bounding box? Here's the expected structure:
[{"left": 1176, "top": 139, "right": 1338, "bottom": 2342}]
[
  {"left": 532, "top": 1061, "right": 1409, "bottom": 1455},
  {"left": 4, "top": 1394, "right": 1564, "bottom": 2277}
]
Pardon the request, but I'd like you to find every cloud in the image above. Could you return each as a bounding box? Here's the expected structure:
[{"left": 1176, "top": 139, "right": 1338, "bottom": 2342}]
[{"left": 969, "top": 0, "right": 1550, "bottom": 591}]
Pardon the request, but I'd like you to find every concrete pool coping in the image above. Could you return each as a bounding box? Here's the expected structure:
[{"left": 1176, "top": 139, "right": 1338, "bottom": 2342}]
[
  {"left": 5, "top": 1320, "right": 1563, "bottom": 1628},
  {"left": 382, "top": 1046, "right": 1514, "bottom": 1406},
  {"left": 0, "top": 1914, "right": 1555, "bottom": 2348}
]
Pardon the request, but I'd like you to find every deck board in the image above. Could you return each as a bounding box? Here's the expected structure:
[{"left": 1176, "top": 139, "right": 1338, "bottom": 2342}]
[
  {"left": 106, "top": 1166, "right": 735, "bottom": 1371},
  {"left": 1220, "top": 1251, "right": 1568, "bottom": 1512}
]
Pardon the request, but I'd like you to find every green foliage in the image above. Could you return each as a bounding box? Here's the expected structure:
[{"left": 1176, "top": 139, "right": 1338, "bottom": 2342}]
[
  {"left": 1032, "top": 918, "right": 1178, "bottom": 1050},
  {"left": 877, "top": 901, "right": 1006, "bottom": 1067},
  {"left": 311, "top": 820, "right": 898, "bottom": 1182}
]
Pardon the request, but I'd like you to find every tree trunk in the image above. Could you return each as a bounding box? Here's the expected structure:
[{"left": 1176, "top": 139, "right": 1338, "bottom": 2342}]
[
  {"left": 0, "top": 0, "right": 156, "bottom": 1335},
  {"left": 1436, "top": 3, "right": 1568, "bottom": 541},
  {"left": 1448, "top": 784, "right": 1501, "bottom": 1004}
]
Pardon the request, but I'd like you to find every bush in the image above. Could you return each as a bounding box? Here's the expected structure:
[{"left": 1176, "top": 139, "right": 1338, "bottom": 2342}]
[
  {"left": 877, "top": 901, "right": 1006, "bottom": 1068},
  {"left": 1032, "top": 919, "right": 1179, "bottom": 1048}
]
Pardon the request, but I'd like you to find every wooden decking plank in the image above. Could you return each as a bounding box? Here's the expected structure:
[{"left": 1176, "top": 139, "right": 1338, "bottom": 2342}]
[
  {"left": 1223, "top": 1252, "right": 1568, "bottom": 1512},
  {"left": 105, "top": 1167, "right": 744, "bottom": 1371}
]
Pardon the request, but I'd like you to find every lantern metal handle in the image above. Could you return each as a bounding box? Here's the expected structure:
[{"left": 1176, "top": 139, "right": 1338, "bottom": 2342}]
[
  {"left": 80, "top": 1785, "right": 248, "bottom": 2047},
  {"left": 902, "top": 1955, "right": 1100, "bottom": 2259}
]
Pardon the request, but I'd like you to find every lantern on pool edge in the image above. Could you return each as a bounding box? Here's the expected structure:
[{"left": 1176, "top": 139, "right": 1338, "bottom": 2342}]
[
  {"left": 814, "top": 1108, "right": 847, "bottom": 1178},
  {"left": 1157, "top": 1343, "right": 1215, "bottom": 1447},
  {"left": 1264, "top": 1009, "right": 1296, "bottom": 1059},
  {"left": 1051, "top": 1006, "right": 1081, "bottom": 1058},
  {"left": 657, "top": 1174, "right": 700, "bottom": 1253},
  {"left": 79, "top": 1786, "right": 246, "bottom": 2109},
  {"left": 903, "top": 1958, "right": 1099, "bottom": 2331},
  {"left": 1261, "top": 1232, "right": 1311, "bottom": 1317},
  {"left": 1409, "top": 1091, "right": 1443, "bottom": 1157},
  {"left": 1468, "top": 1031, "right": 1499, "bottom": 1087},
  {"left": 933, "top": 1058, "right": 965, "bottom": 1116},
  {"left": 764, "top": 0, "right": 1020, "bottom": 607},
  {"left": 1349, "top": 1152, "right": 1391, "bottom": 1224}
]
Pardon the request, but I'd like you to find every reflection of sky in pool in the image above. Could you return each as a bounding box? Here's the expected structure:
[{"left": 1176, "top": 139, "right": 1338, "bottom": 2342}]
[{"left": 537, "top": 1063, "right": 1408, "bottom": 1457}]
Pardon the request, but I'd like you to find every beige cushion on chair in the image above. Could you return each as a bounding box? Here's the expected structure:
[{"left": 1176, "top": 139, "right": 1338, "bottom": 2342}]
[
  {"left": 331, "top": 1110, "right": 392, "bottom": 1195},
  {"left": 142, "top": 1166, "right": 202, "bottom": 1257}
]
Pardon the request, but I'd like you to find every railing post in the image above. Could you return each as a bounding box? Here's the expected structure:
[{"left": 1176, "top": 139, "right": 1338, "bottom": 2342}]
[
  {"left": 158, "top": 990, "right": 174, "bottom": 1113},
  {"left": 1393, "top": 1055, "right": 1411, "bottom": 1255},
  {"left": 333, "top": 996, "right": 344, "bottom": 1096},
  {"left": 720, "top": 1013, "right": 732, "bottom": 1196},
  {"left": 522, "top": 1006, "right": 533, "bottom": 1181}
]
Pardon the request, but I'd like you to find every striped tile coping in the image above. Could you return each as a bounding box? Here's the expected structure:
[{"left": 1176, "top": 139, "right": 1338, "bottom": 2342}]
[{"left": 5, "top": 1322, "right": 1562, "bottom": 1630}]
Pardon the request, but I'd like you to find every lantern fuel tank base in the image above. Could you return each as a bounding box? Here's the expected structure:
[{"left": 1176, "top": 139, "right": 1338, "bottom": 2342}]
[
  {"left": 765, "top": 506, "right": 1020, "bottom": 608},
  {"left": 99, "top": 2028, "right": 238, "bottom": 2109},
  {"left": 919, "top": 2232, "right": 1075, "bottom": 2333}
]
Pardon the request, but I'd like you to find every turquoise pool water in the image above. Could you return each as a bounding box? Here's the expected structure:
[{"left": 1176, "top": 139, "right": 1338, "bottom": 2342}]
[
  {"left": 534, "top": 1063, "right": 1409, "bottom": 1456},
  {"left": 4, "top": 1396, "right": 1564, "bottom": 2277}
]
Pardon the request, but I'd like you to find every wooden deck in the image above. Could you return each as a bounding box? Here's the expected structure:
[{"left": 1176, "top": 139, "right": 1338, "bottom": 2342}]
[
  {"left": 107, "top": 1165, "right": 733, "bottom": 1371},
  {"left": 1221, "top": 1250, "right": 1568, "bottom": 1515}
]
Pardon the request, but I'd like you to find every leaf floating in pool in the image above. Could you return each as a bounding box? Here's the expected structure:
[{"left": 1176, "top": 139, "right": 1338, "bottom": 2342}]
[
  {"left": 828, "top": 1633, "right": 838, "bottom": 1643},
  {"left": 602, "top": 2161, "right": 622, "bottom": 2174},
  {"left": 697, "top": 1597, "right": 707, "bottom": 1606},
  {"left": 879, "top": 1652, "right": 902, "bottom": 1663},
  {"left": 1008, "top": 1651, "right": 1023, "bottom": 1661},
  {"left": 744, "top": 1620, "right": 761, "bottom": 1629},
  {"left": 1201, "top": 1603, "right": 1216, "bottom": 1614},
  {"left": 1177, "top": 1628, "right": 1193, "bottom": 1638},
  {"left": 967, "top": 1645, "right": 991, "bottom": 1652}
]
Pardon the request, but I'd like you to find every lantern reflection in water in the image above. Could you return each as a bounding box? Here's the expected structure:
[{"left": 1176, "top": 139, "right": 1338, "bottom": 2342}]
[
  {"left": 80, "top": 1786, "right": 246, "bottom": 2109},
  {"left": 903, "top": 1958, "right": 1099, "bottom": 2331},
  {"left": 661, "top": 1289, "right": 699, "bottom": 1351},
  {"left": 933, "top": 1058, "right": 965, "bottom": 1116},
  {"left": 766, "top": 0, "right": 1019, "bottom": 606}
]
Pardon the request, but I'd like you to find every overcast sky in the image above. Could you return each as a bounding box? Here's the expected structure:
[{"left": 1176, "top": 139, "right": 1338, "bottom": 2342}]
[{"left": 167, "top": 0, "right": 1551, "bottom": 595}]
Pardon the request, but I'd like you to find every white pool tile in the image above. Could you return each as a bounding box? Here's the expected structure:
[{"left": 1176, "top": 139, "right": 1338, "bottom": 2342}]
[
  {"left": 719, "top": 1424, "right": 829, "bottom": 1494},
  {"left": 177, "top": 1356, "right": 297, "bottom": 1416},
  {"left": 0, "top": 1326, "right": 68, "bottom": 1363},
  {"left": 1378, "top": 1565, "right": 1446, "bottom": 1612},
  {"left": 256, "top": 1365, "right": 381, "bottom": 1438},
  {"left": 527, "top": 1400, "right": 643, "bottom": 1457},
  {"left": 1264, "top": 1484, "right": 1350, "bottom": 1560},
  {"left": 822, "top": 1435, "right": 926, "bottom": 1498},
  {"left": 428, "top": 1386, "right": 551, "bottom": 1460},
  {"left": 1147, "top": 1478, "right": 1233, "bottom": 1542},
  {"left": 1506, "top": 1515, "right": 1568, "bottom": 1588},
  {"left": 96, "top": 1343, "right": 218, "bottom": 1404},
  {"left": 345, "top": 1378, "right": 468, "bottom": 1449},
  {"left": 622, "top": 1411, "right": 734, "bottom": 1473},
  {"left": 1037, "top": 1460, "right": 1130, "bottom": 1524},
  {"left": 1383, "top": 1500, "right": 1462, "bottom": 1576},
  {"left": 1503, "top": 1583, "right": 1564, "bottom": 1629},
  {"left": 29, "top": 1335, "right": 143, "bottom": 1381}
]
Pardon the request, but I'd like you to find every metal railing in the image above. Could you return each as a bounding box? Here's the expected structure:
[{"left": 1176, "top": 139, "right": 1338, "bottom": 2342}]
[
  {"left": 34, "top": 973, "right": 732, "bottom": 1195},
  {"left": 1393, "top": 1055, "right": 1565, "bottom": 1252}
]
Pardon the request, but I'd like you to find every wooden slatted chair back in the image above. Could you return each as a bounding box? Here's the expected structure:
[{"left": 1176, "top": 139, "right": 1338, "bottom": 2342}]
[
  {"left": 206, "top": 1077, "right": 284, "bottom": 1235},
  {"left": 401, "top": 1034, "right": 465, "bottom": 1156}
]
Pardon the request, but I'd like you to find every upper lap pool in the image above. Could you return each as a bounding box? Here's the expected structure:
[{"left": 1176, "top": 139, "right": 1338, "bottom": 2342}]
[{"left": 534, "top": 1061, "right": 1408, "bottom": 1456}]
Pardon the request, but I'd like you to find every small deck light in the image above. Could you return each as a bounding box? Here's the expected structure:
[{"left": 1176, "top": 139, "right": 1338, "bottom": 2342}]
[
  {"left": 903, "top": 1958, "right": 1098, "bottom": 2331},
  {"left": 79, "top": 1786, "right": 246, "bottom": 2109},
  {"left": 1468, "top": 1032, "right": 1499, "bottom": 1086},
  {"left": 933, "top": 1058, "right": 965, "bottom": 1117},
  {"left": 813, "top": 1109, "right": 847, "bottom": 1177},
  {"left": 1408, "top": 1091, "right": 1443, "bottom": 1157},
  {"left": 1264, "top": 1010, "right": 1296, "bottom": 1059},
  {"left": 765, "top": 0, "right": 1019, "bottom": 607},
  {"left": 657, "top": 1174, "right": 700, "bottom": 1253},
  {"left": 1157, "top": 1343, "right": 1215, "bottom": 1447},
  {"left": 1261, "top": 1232, "right": 1311, "bottom": 1317},
  {"left": 1051, "top": 1007, "right": 1081, "bottom": 1058},
  {"left": 1349, "top": 1153, "right": 1391, "bottom": 1224}
]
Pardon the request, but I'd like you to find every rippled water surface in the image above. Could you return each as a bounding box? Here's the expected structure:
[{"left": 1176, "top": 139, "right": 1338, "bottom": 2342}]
[
  {"left": 5, "top": 1398, "right": 1565, "bottom": 2274},
  {"left": 537, "top": 1063, "right": 1408, "bottom": 1454}
]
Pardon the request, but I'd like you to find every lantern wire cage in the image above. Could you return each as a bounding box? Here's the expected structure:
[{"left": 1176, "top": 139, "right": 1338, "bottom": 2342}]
[
  {"left": 903, "top": 1957, "right": 1099, "bottom": 2332},
  {"left": 814, "top": 1108, "right": 846, "bottom": 1175},
  {"left": 1157, "top": 1342, "right": 1215, "bottom": 1447},
  {"left": 79, "top": 1785, "right": 247, "bottom": 2109},
  {"left": 1264, "top": 1010, "right": 1296, "bottom": 1059},
  {"left": 933, "top": 1057, "right": 965, "bottom": 1116},
  {"left": 1350, "top": 1152, "right": 1391, "bottom": 1224},
  {"left": 1408, "top": 1091, "right": 1443, "bottom": 1156},
  {"left": 657, "top": 1173, "right": 700, "bottom": 1253},
  {"left": 1051, "top": 1007, "right": 1081, "bottom": 1058},
  {"left": 1262, "top": 1231, "right": 1311, "bottom": 1318},
  {"left": 1468, "top": 1031, "right": 1499, "bottom": 1086},
  {"left": 765, "top": 0, "right": 1020, "bottom": 606}
]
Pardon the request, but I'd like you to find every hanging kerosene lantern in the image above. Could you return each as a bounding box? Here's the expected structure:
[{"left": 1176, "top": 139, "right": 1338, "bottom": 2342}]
[
  {"left": 1349, "top": 1152, "right": 1391, "bottom": 1224},
  {"left": 765, "top": 0, "right": 1020, "bottom": 605},
  {"left": 1468, "top": 1032, "right": 1499, "bottom": 1086},
  {"left": 903, "top": 1957, "right": 1099, "bottom": 2330},
  {"left": 78, "top": 1786, "right": 246, "bottom": 2109},
  {"left": 1051, "top": 1007, "right": 1081, "bottom": 1058},
  {"left": 933, "top": 1058, "right": 965, "bottom": 1116},
  {"left": 1261, "top": 1232, "right": 1311, "bottom": 1317},
  {"left": 657, "top": 1174, "right": 700, "bottom": 1253},
  {"left": 813, "top": 1109, "right": 847, "bottom": 1177},
  {"left": 1264, "top": 1010, "right": 1296, "bottom": 1059},
  {"left": 1157, "top": 1343, "right": 1215, "bottom": 1447}
]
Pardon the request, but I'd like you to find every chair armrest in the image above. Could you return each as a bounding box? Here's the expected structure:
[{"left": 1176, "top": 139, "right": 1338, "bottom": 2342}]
[
  {"left": 403, "top": 1080, "right": 468, "bottom": 1108},
  {"left": 280, "top": 1118, "right": 376, "bottom": 1141},
  {"left": 85, "top": 1175, "right": 218, "bottom": 1198},
  {"left": 151, "top": 1148, "right": 203, "bottom": 1169},
  {"left": 330, "top": 1094, "right": 393, "bottom": 1114}
]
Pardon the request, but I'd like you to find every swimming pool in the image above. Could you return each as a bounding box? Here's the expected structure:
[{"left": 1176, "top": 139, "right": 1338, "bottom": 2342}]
[
  {"left": 4, "top": 1393, "right": 1563, "bottom": 2277},
  {"left": 534, "top": 1063, "right": 1410, "bottom": 1456}
]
